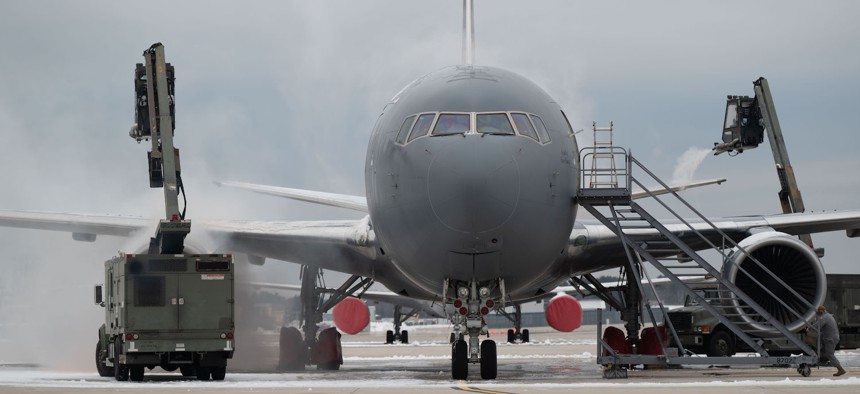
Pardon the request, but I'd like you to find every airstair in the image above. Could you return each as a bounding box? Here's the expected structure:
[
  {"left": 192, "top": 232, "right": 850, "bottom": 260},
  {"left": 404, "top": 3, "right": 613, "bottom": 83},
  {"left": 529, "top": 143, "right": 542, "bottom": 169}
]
[{"left": 576, "top": 145, "right": 819, "bottom": 379}]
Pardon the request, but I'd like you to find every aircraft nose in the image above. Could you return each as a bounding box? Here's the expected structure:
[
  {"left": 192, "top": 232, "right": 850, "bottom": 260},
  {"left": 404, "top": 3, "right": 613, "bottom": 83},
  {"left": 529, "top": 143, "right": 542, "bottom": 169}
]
[{"left": 427, "top": 136, "right": 520, "bottom": 233}]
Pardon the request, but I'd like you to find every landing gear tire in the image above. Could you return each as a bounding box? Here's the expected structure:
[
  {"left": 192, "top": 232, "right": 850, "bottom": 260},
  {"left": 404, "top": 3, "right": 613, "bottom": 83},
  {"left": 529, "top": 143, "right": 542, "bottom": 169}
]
[
  {"left": 278, "top": 326, "right": 306, "bottom": 371},
  {"left": 451, "top": 339, "right": 468, "bottom": 380},
  {"left": 316, "top": 327, "right": 343, "bottom": 371},
  {"left": 449, "top": 332, "right": 456, "bottom": 344},
  {"left": 386, "top": 330, "right": 395, "bottom": 344},
  {"left": 480, "top": 340, "right": 497, "bottom": 380},
  {"left": 521, "top": 329, "right": 530, "bottom": 343},
  {"left": 798, "top": 363, "right": 811, "bottom": 377},
  {"left": 95, "top": 340, "right": 112, "bottom": 377},
  {"left": 113, "top": 338, "right": 128, "bottom": 381},
  {"left": 507, "top": 329, "right": 515, "bottom": 344},
  {"left": 196, "top": 366, "right": 212, "bottom": 381},
  {"left": 180, "top": 365, "right": 196, "bottom": 377},
  {"left": 211, "top": 366, "right": 227, "bottom": 381},
  {"left": 706, "top": 330, "right": 734, "bottom": 357},
  {"left": 129, "top": 366, "right": 144, "bottom": 382},
  {"left": 400, "top": 330, "right": 409, "bottom": 344}
]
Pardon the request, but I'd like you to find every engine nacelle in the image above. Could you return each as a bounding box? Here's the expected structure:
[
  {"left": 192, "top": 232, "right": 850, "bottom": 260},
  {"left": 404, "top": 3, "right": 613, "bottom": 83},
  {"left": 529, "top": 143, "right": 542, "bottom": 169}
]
[
  {"left": 332, "top": 296, "right": 370, "bottom": 335},
  {"left": 545, "top": 294, "right": 583, "bottom": 332},
  {"left": 720, "top": 231, "right": 826, "bottom": 334}
]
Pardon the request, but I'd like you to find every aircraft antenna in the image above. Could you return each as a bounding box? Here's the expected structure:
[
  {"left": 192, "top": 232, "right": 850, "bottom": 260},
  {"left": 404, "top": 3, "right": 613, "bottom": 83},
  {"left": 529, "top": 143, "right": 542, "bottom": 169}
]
[{"left": 462, "top": 0, "right": 476, "bottom": 65}]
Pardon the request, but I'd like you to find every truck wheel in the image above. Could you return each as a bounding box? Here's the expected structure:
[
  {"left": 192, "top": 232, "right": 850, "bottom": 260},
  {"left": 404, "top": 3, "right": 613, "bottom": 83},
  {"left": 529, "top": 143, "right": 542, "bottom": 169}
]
[
  {"left": 129, "top": 366, "right": 144, "bottom": 382},
  {"left": 180, "top": 365, "right": 196, "bottom": 377},
  {"left": 707, "top": 330, "right": 734, "bottom": 357},
  {"left": 211, "top": 366, "right": 226, "bottom": 381},
  {"left": 114, "top": 338, "right": 128, "bottom": 381},
  {"left": 95, "top": 340, "right": 112, "bottom": 377},
  {"left": 196, "top": 366, "right": 211, "bottom": 381}
]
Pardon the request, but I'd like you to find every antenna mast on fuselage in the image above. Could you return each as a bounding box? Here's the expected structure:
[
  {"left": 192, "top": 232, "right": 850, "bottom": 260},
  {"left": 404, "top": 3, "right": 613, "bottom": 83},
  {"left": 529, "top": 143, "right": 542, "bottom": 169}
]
[{"left": 462, "top": 0, "right": 476, "bottom": 65}]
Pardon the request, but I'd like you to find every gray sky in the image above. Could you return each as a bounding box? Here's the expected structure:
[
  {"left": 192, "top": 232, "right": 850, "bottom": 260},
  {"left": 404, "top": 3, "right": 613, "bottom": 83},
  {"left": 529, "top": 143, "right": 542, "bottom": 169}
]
[{"left": 1, "top": 0, "right": 859, "bottom": 366}]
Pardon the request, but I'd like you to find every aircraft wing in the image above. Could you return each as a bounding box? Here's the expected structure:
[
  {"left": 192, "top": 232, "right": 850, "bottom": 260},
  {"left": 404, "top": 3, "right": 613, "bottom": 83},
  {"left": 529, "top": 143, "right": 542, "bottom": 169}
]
[
  {"left": 631, "top": 178, "right": 726, "bottom": 200},
  {"left": 0, "top": 209, "right": 150, "bottom": 239},
  {"left": 201, "top": 216, "right": 381, "bottom": 279},
  {"left": 248, "top": 281, "right": 445, "bottom": 318},
  {"left": 572, "top": 209, "right": 860, "bottom": 272},
  {"left": 215, "top": 181, "right": 368, "bottom": 213},
  {"left": 0, "top": 209, "right": 383, "bottom": 283},
  {"left": 215, "top": 178, "right": 725, "bottom": 212}
]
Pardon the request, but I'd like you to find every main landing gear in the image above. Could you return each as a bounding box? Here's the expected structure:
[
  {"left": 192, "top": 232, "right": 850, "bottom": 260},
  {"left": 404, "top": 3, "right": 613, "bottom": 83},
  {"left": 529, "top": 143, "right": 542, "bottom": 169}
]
[
  {"left": 447, "top": 279, "right": 499, "bottom": 380},
  {"left": 278, "top": 265, "right": 373, "bottom": 372},
  {"left": 386, "top": 305, "right": 419, "bottom": 344},
  {"left": 498, "top": 305, "right": 530, "bottom": 343}
]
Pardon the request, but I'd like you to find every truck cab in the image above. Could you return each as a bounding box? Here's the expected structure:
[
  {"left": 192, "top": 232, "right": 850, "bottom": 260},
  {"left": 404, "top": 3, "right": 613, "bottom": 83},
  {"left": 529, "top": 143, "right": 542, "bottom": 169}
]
[{"left": 666, "top": 285, "right": 737, "bottom": 357}]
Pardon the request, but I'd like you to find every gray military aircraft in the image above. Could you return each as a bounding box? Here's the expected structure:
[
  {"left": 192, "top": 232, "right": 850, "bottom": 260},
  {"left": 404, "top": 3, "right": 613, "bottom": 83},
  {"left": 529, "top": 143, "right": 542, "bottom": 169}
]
[{"left": 2, "top": 0, "right": 860, "bottom": 381}]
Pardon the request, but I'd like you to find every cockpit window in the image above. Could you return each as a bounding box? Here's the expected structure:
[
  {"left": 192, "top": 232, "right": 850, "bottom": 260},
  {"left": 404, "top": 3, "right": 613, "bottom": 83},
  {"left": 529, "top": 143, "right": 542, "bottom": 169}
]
[
  {"left": 407, "top": 113, "right": 436, "bottom": 142},
  {"left": 511, "top": 113, "right": 538, "bottom": 141},
  {"left": 395, "top": 115, "right": 417, "bottom": 145},
  {"left": 530, "top": 114, "right": 551, "bottom": 143},
  {"left": 398, "top": 111, "right": 549, "bottom": 145},
  {"left": 476, "top": 113, "right": 515, "bottom": 135},
  {"left": 432, "top": 113, "right": 470, "bottom": 136}
]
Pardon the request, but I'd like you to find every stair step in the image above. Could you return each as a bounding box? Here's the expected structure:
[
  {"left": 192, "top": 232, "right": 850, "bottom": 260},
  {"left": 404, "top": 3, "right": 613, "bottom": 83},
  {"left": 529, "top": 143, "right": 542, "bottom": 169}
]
[
  {"left": 661, "top": 265, "right": 706, "bottom": 269},
  {"left": 619, "top": 224, "right": 654, "bottom": 229}
]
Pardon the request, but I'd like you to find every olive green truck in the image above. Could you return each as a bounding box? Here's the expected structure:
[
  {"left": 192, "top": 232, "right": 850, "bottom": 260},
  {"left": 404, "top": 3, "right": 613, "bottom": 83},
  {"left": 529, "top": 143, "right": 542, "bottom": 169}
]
[{"left": 94, "top": 253, "right": 235, "bottom": 381}]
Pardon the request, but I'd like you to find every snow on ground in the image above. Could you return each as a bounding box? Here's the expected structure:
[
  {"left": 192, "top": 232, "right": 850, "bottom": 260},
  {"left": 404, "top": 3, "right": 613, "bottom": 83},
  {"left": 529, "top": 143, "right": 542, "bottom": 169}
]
[{"left": 1, "top": 369, "right": 860, "bottom": 390}]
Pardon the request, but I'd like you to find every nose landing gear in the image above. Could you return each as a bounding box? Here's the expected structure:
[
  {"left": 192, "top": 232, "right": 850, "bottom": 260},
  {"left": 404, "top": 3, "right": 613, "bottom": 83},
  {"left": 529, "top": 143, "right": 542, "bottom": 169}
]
[{"left": 447, "top": 279, "right": 499, "bottom": 380}]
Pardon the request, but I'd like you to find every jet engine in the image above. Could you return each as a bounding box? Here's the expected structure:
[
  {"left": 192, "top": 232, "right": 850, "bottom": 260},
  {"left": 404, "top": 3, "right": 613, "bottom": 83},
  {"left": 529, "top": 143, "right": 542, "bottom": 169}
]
[{"left": 719, "top": 231, "right": 826, "bottom": 334}]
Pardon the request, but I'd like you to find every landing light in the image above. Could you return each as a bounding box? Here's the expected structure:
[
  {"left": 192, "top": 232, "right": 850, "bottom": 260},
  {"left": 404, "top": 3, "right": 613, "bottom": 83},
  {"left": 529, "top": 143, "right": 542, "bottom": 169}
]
[
  {"left": 458, "top": 287, "right": 470, "bottom": 298},
  {"left": 479, "top": 287, "right": 490, "bottom": 298}
]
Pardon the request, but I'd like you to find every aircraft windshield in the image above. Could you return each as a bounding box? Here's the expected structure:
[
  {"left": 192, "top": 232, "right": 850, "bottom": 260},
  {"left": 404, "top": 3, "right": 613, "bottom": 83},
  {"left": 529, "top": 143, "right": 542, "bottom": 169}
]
[
  {"left": 396, "top": 115, "right": 417, "bottom": 144},
  {"left": 511, "top": 113, "right": 538, "bottom": 141},
  {"left": 530, "top": 114, "right": 551, "bottom": 143},
  {"left": 432, "top": 113, "right": 471, "bottom": 136},
  {"left": 407, "top": 113, "right": 436, "bottom": 143},
  {"left": 476, "top": 113, "right": 515, "bottom": 135},
  {"left": 397, "top": 111, "right": 548, "bottom": 144}
]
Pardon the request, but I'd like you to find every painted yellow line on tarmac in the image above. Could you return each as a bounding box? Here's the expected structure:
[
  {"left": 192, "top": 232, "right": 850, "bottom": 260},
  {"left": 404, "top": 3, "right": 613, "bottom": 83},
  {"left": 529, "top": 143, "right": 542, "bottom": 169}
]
[{"left": 452, "top": 386, "right": 515, "bottom": 394}]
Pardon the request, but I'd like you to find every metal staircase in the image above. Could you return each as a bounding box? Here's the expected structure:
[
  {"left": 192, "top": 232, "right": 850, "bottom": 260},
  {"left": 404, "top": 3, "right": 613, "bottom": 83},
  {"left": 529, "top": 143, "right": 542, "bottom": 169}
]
[
  {"left": 588, "top": 122, "right": 620, "bottom": 188},
  {"left": 577, "top": 147, "right": 819, "bottom": 378}
]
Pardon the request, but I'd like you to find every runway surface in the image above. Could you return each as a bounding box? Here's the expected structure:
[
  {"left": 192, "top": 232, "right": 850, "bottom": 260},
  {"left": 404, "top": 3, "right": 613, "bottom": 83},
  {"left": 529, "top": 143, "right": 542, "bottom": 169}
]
[{"left": 1, "top": 324, "right": 858, "bottom": 393}]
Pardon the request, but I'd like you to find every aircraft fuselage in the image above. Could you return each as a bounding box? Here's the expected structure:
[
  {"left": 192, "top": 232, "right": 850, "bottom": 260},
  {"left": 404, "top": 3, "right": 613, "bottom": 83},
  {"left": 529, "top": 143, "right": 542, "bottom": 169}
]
[{"left": 365, "top": 65, "right": 580, "bottom": 301}]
